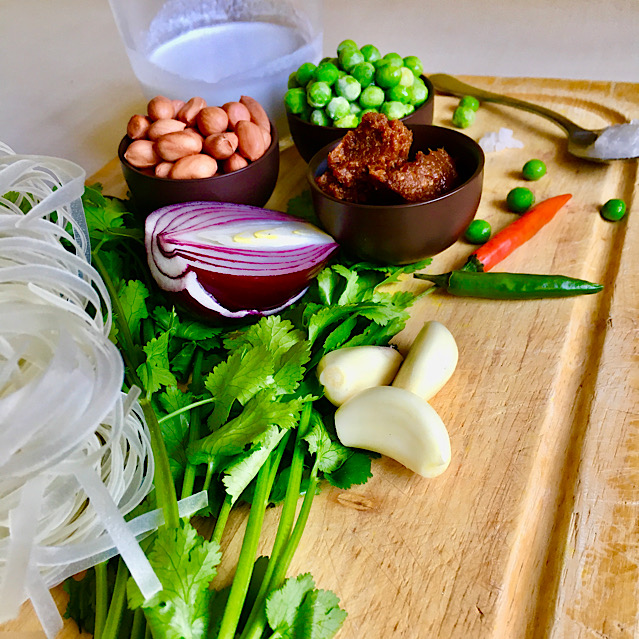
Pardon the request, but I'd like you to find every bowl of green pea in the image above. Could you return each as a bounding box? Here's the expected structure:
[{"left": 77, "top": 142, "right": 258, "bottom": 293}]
[{"left": 285, "top": 40, "right": 435, "bottom": 162}]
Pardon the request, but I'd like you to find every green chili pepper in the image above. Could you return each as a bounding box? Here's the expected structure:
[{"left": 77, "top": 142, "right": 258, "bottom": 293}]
[{"left": 416, "top": 270, "right": 603, "bottom": 299}]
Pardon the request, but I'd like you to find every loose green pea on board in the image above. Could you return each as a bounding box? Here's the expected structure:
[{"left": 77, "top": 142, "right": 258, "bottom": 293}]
[{"left": 284, "top": 38, "right": 427, "bottom": 127}]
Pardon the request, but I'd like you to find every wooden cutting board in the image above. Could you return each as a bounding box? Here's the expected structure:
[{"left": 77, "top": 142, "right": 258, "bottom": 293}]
[{"left": 3, "top": 76, "right": 638, "bottom": 639}]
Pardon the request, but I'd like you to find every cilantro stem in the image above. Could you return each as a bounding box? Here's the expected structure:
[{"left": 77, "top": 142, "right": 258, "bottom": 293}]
[
  {"left": 181, "top": 349, "right": 205, "bottom": 500},
  {"left": 93, "top": 563, "right": 108, "bottom": 639},
  {"left": 157, "top": 397, "right": 215, "bottom": 424},
  {"left": 212, "top": 495, "right": 232, "bottom": 546},
  {"left": 215, "top": 456, "right": 274, "bottom": 639},
  {"left": 140, "top": 397, "right": 180, "bottom": 530},
  {"left": 130, "top": 609, "right": 146, "bottom": 639},
  {"left": 101, "top": 558, "right": 128, "bottom": 639},
  {"left": 240, "top": 406, "right": 312, "bottom": 639}
]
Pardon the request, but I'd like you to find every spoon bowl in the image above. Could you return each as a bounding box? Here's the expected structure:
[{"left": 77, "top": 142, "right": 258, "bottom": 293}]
[{"left": 429, "top": 73, "right": 639, "bottom": 162}]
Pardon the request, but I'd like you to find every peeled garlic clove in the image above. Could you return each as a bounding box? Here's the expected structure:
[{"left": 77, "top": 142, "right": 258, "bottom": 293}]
[
  {"left": 334, "top": 385, "right": 451, "bottom": 478},
  {"left": 317, "top": 346, "right": 403, "bottom": 406},
  {"left": 392, "top": 320, "right": 458, "bottom": 400}
]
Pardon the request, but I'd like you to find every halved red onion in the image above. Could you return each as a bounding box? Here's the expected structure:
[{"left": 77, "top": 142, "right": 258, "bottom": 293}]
[{"left": 145, "top": 201, "right": 339, "bottom": 318}]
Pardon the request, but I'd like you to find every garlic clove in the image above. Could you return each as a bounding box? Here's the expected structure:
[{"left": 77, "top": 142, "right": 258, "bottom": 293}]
[
  {"left": 317, "top": 346, "right": 403, "bottom": 406},
  {"left": 334, "top": 385, "right": 451, "bottom": 478},
  {"left": 391, "top": 320, "right": 458, "bottom": 401}
]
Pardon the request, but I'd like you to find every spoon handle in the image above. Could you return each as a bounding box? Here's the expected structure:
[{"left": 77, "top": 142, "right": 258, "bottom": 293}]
[{"left": 429, "top": 73, "right": 584, "bottom": 138}]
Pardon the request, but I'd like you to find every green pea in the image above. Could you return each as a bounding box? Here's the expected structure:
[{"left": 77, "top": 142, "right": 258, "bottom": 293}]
[
  {"left": 360, "top": 43, "right": 381, "bottom": 63},
  {"left": 406, "top": 80, "right": 428, "bottom": 106},
  {"left": 464, "top": 219, "right": 492, "bottom": 244},
  {"left": 337, "top": 39, "right": 358, "bottom": 55},
  {"left": 326, "top": 96, "right": 350, "bottom": 120},
  {"left": 307, "top": 81, "right": 332, "bottom": 108},
  {"left": 506, "top": 187, "right": 535, "bottom": 214},
  {"left": 600, "top": 198, "right": 627, "bottom": 221},
  {"left": 338, "top": 47, "right": 365, "bottom": 72},
  {"left": 333, "top": 114, "right": 359, "bottom": 128},
  {"left": 295, "top": 62, "right": 317, "bottom": 87},
  {"left": 359, "top": 108, "right": 379, "bottom": 118},
  {"left": 399, "top": 66, "right": 415, "bottom": 87},
  {"left": 284, "top": 87, "right": 308, "bottom": 115},
  {"left": 287, "top": 72, "right": 300, "bottom": 89},
  {"left": 452, "top": 106, "right": 476, "bottom": 128},
  {"left": 309, "top": 109, "right": 330, "bottom": 127},
  {"left": 373, "top": 56, "right": 401, "bottom": 70},
  {"left": 522, "top": 159, "right": 547, "bottom": 181},
  {"left": 375, "top": 62, "right": 402, "bottom": 89},
  {"left": 380, "top": 101, "right": 407, "bottom": 120},
  {"left": 350, "top": 61, "right": 375, "bottom": 88},
  {"left": 404, "top": 104, "right": 415, "bottom": 116},
  {"left": 383, "top": 52, "right": 403, "bottom": 64},
  {"left": 316, "top": 62, "right": 339, "bottom": 86},
  {"left": 459, "top": 95, "right": 480, "bottom": 111},
  {"left": 335, "top": 75, "right": 362, "bottom": 101},
  {"left": 386, "top": 84, "right": 410, "bottom": 104},
  {"left": 359, "top": 85, "right": 385, "bottom": 109},
  {"left": 403, "top": 55, "right": 424, "bottom": 77}
]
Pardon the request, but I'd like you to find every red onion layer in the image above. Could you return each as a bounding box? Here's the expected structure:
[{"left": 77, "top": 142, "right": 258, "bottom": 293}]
[{"left": 145, "top": 201, "right": 339, "bottom": 318}]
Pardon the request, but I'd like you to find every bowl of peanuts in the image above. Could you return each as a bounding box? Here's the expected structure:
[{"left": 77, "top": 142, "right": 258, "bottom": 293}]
[{"left": 118, "top": 94, "right": 279, "bottom": 215}]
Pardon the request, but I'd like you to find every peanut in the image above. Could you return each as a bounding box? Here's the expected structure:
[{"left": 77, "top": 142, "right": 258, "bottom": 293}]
[
  {"left": 148, "top": 118, "right": 187, "bottom": 141},
  {"left": 177, "top": 97, "right": 207, "bottom": 125},
  {"left": 172, "top": 99, "right": 186, "bottom": 117},
  {"left": 260, "top": 126, "right": 272, "bottom": 150},
  {"left": 170, "top": 154, "right": 218, "bottom": 180},
  {"left": 197, "top": 106, "right": 229, "bottom": 137},
  {"left": 240, "top": 95, "right": 270, "bottom": 131},
  {"left": 126, "top": 114, "right": 151, "bottom": 140},
  {"left": 147, "top": 95, "right": 175, "bottom": 121},
  {"left": 124, "top": 139, "right": 160, "bottom": 169},
  {"left": 235, "top": 120, "right": 266, "bottom": 161},
  {"left": 203, "top": 132, "right": 239, "bottom": 160},
  {"left": 223, "top": 153, "right": 249, "bottom": 173},
  {"left": 222, "top": 101, "right": 251, "bottom": 130},
  {"left": 155, "top": 161, "right": 174, "bottom": 178},
  {"left": 156, "top": 130, "right": 203, "bottom": 161}
]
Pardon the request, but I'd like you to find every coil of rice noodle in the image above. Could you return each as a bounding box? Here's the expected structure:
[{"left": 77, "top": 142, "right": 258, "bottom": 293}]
[{"left": 0, "top": 144, "right": 207, "bottom": 638}]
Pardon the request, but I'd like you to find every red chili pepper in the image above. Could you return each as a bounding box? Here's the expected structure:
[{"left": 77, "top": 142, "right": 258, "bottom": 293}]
[{"left": 463, "top": 193, "right": 572, "bottom": 272}]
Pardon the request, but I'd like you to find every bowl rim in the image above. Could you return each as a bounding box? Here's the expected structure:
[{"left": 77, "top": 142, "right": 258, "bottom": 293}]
[
  {"left": 306, "top": 123, "right": 485, "bottom": 210},
  {"left": 118, "top": 119, "right": 279, "bottom": 183},
  {"left": 286, "top": 75, "right": 435, "bottom": 133}
]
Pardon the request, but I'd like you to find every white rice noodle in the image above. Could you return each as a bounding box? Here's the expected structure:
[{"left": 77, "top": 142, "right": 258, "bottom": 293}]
[{"left": 0, "top": 144, "right": 206, "bottom": 638}]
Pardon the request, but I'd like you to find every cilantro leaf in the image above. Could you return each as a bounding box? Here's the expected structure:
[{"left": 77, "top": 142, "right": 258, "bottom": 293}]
[
  {"left": 222, "top": 425, "right": 285, "bottom": 504},
  {"left": 265, "top": 573, "right": 347, "bottom": 639},
  {"left": 286, "top": 189, "right": 320, "bottom": 226},
  {"left": 325, "top": 451, "right": 374, "bottom": 489},
  {"left": 118, "top": 279, "right": 149, "bottom": 337},
  {"left": 188, "top": 392, "right": 305, "bottom": 468},
  {"left": 82, "top": 184, "right": 129, "bottom": 245},
  {"left": 156, "top": 386, "right": 195, "bottom": 480},
  {"left": 304, "top": 416, "right": 350, "bottom": 475},
  {"left": 137, "top": 331, "right": 178, "bottom": 395},
  {"left": 127, "top": 520, "right": 221, "bottom": 639}
]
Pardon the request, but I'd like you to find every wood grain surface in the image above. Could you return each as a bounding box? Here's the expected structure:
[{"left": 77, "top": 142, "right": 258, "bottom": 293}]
[{"left": 2, "top": 76, "right": 637, "bottom": 639}]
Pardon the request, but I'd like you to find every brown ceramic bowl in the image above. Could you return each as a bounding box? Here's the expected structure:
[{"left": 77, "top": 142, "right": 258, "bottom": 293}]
[
  {"left": 307, "top": 124, "right": 485, "bottom": 265},
  {"left": 118, "top": 121, "right": 280, "bottom": 216},
  {"left": 288, "top": 76, "right": 435, "bottom": 163}
]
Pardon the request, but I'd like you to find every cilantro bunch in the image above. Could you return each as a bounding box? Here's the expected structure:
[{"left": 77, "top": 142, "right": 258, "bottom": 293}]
[{"left": 64, "top": 186, "right": 429, "bottom": 639}]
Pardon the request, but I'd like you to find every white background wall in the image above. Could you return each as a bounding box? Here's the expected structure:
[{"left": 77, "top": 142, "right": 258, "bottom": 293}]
[{"left": 1, "top": 0, "right": 637, "bottom": 175}]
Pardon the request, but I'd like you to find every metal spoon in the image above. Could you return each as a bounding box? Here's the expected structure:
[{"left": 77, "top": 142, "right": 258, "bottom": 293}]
[{"left": 429, "top": 73, "right": 639, "bottom": 162}]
